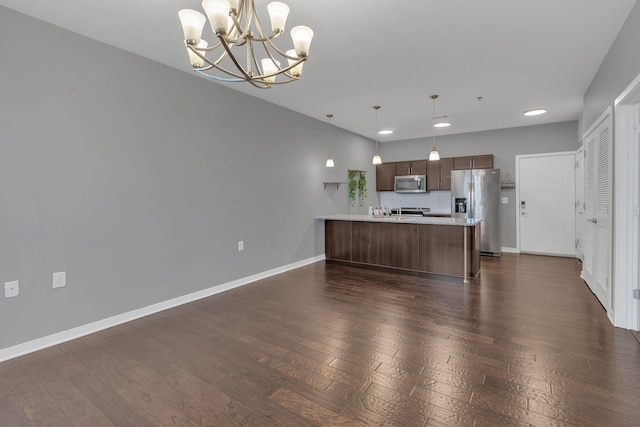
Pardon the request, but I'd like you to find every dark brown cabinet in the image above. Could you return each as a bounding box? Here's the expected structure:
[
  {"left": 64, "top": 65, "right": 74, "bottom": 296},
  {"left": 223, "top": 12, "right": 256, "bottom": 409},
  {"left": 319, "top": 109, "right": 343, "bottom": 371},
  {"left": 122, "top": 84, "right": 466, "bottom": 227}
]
[
  {"left": 324, "top": 219, "right": 480, "bottom": 278},
  {"left": 440, "top": 157, "right": 454, "bottom": 190},
  {"left": 453, "top": 154, "right": 494, "bottom": 170},
  {"left": 375, "top": 163, "right": 396, "bottom": 191},
  {"left": 395, "top": 160, "right": 427, "bottom": 176},
  {"left": 426, "top": 157, "right": 454, "bottom": 190},
  {"left": 377, "top": 155, "right": 493, "bottom": 192}
]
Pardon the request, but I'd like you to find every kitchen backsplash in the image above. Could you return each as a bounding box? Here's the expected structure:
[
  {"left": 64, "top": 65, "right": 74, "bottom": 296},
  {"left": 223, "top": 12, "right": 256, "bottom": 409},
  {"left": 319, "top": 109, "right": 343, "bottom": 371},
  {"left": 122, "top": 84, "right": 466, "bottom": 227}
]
[{"left": 379, "top": 191, "right": 452, "bottom": 214}]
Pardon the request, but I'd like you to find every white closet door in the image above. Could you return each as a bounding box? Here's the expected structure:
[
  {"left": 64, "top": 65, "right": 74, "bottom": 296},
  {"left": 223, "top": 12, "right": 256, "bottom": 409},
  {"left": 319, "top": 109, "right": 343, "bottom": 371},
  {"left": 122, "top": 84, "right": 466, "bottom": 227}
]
[
  {"left": 582, "top": 135, "right": 596, "bottom": 289},
  {"left": 575, "top": 146, "right": 585, "bottom": 261},
  {"left": 581, "top": 109, "right": 612, "bottom": 312},
  {"left": 594, "top": 126, "right": 611, "bottom": 309}
]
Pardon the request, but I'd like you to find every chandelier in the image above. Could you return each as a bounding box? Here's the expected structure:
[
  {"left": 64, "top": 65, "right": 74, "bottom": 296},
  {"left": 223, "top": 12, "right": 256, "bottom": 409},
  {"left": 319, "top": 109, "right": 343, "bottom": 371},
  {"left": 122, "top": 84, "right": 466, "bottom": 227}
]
[{"left": 178, "top": 0, "right": 314, "bottom": 89}]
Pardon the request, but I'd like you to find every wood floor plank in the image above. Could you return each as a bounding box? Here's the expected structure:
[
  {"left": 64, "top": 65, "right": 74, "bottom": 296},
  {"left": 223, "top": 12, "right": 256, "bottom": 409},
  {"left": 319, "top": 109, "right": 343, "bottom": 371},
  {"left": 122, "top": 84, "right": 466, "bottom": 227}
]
[{"left": 0, "top": 253, "right": 639, "bottom": 426}]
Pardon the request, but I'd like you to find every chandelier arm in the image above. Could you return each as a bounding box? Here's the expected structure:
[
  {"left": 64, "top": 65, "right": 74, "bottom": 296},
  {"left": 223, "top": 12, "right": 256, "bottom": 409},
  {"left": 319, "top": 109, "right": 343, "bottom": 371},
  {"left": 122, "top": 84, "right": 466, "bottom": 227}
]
[
  {"left": 195, "top": 68, "right": 272, "bottom": 88},
  {"left": 188, "top": 43, "right": 228, "bottom": 68},
  {"left": 258, "top": 41, "right": 305, "bottom": 79},
  {"left": 219, "top": 36, "right": 260, "bottom": 82},
  {"left": 189, "top": 44, "right": 247, "bottom": 79},
  {"left": 226, "top": 5, "right": 252, "bottom": 45},
  {"left": 193, "top": 41, "right": 256, "bottom": 81}
]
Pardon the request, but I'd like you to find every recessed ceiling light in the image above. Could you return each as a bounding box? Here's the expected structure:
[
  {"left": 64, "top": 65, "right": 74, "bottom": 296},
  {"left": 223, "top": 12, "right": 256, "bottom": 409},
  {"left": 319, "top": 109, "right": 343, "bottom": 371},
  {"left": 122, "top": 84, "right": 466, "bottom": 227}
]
[
  {"left": 433, "top": 122, "right": 451, "bottom": 128},
  {"left": 378, "top": 129, "right": 393, "bottom": 135},
  {"left": 524, "top": 109, "right": 548, "bottom": 116}
]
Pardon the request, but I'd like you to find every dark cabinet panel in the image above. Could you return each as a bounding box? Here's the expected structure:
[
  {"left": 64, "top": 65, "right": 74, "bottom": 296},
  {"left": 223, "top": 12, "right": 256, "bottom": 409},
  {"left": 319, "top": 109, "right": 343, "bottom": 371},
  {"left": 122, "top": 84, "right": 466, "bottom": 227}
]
[
  {"left": 396, "top": 160, "right": 427, "bottom": 176},
  {"left": 453, "top": 156, "right": 473, "bottom": 170},
  {"left": 418, "top": 224, "right": 480, "bottom": 277},
  {"left": 426, "top": 160, "right": 441, "bottom": 191},
  {"left": 439, "top": 157, "right": 454, "bottom": 190},
  {"left": 426, "top": 157, "right": 453, "bottom": 190},
  {"left": 376, "top": 163, "right": 396, "bottom": 191},
  {"left": 453, "top": 155, "right": 494, "bottom": 170},
  {"left": 395, "top": 161, "right": 412, "bottom": 176},
  {"left": 410, "top": 160, "right": 427, "bottom": 175},
  {"left": 325, "top": 221, "right": 351, "bottom": 261},
  {"left": 472, "top": 154, "right": 494, "bottom": 169},
  {"left": 352, "top": 222, "right": 419, "bottom": 270}
]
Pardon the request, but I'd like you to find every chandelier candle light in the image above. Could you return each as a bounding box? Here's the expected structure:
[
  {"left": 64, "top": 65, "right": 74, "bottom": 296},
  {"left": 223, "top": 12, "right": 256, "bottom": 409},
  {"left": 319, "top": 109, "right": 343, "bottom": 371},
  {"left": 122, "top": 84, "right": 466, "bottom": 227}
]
[
  {"left": 372, "top": 106, "right": 382, "bottom": 165},
  {"left": 326, "top": 114, "right": 335, "bottom": 168},
  {"left": 178, "top": 0, "right": 314, "bottom": 89}
]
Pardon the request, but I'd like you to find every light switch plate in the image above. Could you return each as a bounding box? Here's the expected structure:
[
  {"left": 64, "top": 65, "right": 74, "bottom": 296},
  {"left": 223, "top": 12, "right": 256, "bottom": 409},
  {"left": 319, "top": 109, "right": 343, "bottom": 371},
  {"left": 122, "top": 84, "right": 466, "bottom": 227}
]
[
  {"left": 238, "top": 241, "right": 244, "bottom": 251},
  {"left": 53, "top": 271, "right": 67, "bottom": 288},
  {"left": 5, "top": 280, "right": 19, "bottom": 298},
  {"left": 501, "top": 197, "right": 508, "bottom": 204}
]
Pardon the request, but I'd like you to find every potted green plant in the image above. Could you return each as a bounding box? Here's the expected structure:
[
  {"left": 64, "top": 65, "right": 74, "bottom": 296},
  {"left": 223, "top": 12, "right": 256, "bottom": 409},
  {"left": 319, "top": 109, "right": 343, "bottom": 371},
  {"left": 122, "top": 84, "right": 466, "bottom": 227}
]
[{"left": 348, "top": 170, "right": 367, "bottom": 208}]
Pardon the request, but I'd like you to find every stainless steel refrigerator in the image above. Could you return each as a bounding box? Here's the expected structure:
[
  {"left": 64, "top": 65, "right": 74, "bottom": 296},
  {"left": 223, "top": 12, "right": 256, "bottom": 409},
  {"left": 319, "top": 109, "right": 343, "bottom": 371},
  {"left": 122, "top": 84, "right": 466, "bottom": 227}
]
[{"left": 451, "top": 169, "right": 501, "bottom": 257}]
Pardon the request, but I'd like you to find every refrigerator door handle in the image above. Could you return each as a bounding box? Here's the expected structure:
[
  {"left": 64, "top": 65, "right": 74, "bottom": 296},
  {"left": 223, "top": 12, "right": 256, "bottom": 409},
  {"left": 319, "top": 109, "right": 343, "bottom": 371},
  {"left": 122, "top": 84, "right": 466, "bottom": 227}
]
[{"left": 469, "top": 182, "right": 474, "bottom": 218}]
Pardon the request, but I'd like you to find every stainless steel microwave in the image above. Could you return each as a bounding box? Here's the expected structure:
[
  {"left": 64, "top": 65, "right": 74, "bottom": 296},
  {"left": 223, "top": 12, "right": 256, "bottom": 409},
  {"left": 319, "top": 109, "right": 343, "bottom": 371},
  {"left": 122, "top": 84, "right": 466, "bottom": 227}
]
[{"left": 394, "top": 175, "right": 427, "bottom": 193}]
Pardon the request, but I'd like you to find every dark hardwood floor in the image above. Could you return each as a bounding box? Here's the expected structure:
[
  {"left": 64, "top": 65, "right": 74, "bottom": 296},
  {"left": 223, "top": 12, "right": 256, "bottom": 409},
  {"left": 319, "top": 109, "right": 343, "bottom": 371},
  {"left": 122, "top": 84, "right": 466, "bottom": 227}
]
[{"left": 1, "top": 254, "right": 639, "bottom": 426}]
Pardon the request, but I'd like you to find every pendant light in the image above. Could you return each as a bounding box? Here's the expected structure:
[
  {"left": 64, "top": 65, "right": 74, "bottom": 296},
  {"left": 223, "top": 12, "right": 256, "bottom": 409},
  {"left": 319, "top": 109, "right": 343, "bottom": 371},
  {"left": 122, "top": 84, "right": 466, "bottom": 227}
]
[
  {"left": 429, "top": 95, "right": 441, "bottom": 161},
  {"left": 372, "top": 106, "right": 382, "bottom": 165},
  {"left": 325, "top": 114, "right": 335, "bottom": 167}
]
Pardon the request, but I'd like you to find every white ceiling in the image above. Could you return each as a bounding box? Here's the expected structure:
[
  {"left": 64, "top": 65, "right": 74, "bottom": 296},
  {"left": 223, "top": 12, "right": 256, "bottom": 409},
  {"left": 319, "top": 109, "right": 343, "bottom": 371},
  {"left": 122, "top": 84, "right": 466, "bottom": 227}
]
[{"left": 1, "top": 0, "right": 636, "bottom": 142}]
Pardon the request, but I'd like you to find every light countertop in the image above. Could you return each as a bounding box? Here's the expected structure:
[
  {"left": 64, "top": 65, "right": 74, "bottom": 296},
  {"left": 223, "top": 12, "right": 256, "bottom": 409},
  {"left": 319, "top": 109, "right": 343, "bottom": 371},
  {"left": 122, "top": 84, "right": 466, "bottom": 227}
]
[{"left": 316, "top": 214, "right": 481, "bottom": 226}]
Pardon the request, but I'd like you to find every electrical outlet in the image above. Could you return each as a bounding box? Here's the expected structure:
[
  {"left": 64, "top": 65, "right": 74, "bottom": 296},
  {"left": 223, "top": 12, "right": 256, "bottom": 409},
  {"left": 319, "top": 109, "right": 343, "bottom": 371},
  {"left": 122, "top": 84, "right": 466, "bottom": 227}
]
[
  {"left": 238, "top": 241, "right": 244, "bottom": 251},
  {"left": 53, "top": 271, "right": 66, "bottom": 288},
  {"left": 5, "top": 280, "right": 19, "bottom": 298},
  {"left": 501, "top": 197, "right": 508, "bottom": 204}
]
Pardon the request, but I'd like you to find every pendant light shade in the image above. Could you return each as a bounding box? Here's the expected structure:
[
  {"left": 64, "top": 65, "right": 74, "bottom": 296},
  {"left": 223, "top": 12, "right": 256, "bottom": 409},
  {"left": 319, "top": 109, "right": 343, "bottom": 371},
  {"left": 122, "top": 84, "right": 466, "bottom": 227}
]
[
  {"left": 372, "top": 105, "right": 382, "bottom": 165},
  {"left": 326, "top": 156, "right": 335, "bottom": 167},
  {"left": 326, "top": 114, "right": 335, "bottom": 168},
  {"left": 429, "top": 147, "right": 440, "bottom": 161}
]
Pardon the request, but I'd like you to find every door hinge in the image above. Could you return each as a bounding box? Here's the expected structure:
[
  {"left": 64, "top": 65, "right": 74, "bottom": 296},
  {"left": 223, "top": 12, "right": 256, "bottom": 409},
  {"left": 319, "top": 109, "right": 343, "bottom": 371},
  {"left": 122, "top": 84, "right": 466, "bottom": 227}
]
[{"left": 633, "top": 289, "right": 640, "bottom": 300}]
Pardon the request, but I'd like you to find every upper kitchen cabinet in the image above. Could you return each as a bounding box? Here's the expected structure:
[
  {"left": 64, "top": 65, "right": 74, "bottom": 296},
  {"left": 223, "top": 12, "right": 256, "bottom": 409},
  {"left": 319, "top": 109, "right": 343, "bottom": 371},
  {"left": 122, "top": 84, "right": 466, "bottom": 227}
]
[
  {"left": 396, "top": 160, "right": 427, "bottom": 176},
  {"left": 376, "top": 162, "right": 396, "bottom": 191},
  {"left": 452, "top": 154, "right": 494, "bottom": 170},
  {"left": 427, "top": 157, "right": 454, "bottom": 190}
]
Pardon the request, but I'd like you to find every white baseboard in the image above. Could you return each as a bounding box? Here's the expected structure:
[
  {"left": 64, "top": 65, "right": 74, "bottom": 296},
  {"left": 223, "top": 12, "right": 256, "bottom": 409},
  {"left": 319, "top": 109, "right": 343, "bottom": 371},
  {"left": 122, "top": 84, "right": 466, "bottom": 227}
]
[
  {"left": 0, "top": 255, "right": 326, "bottom": 363},
  {"left": 501, "top": 247, "right": 520, "bottom": 253}
]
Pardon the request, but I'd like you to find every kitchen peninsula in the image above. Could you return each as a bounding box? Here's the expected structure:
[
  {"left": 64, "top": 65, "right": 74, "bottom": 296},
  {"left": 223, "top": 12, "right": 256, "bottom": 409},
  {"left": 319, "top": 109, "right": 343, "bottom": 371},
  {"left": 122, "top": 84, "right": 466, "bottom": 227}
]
[{"left": 317, "top": 215, "right": 481, "bottom": 280}]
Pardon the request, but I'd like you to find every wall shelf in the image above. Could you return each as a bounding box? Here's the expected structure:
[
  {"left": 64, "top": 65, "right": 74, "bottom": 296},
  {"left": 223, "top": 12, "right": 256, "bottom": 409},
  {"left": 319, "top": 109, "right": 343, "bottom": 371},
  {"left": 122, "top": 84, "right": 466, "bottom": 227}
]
[
  {"left": 323, "top": 181, "right": 347, "bottom": 190},
  {"left": 501, "top": 183, "right": 516, "bottom": 190}
]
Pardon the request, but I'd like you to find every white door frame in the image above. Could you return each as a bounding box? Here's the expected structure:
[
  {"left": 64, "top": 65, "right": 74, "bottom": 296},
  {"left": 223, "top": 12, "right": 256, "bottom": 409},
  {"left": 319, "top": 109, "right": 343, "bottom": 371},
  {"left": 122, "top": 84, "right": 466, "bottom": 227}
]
[
  {"left": 613, "top": 73, "right": 640, "bottom": 331},
  {"left": 515, "top": 151, "right": 577, "bottom": 254}
]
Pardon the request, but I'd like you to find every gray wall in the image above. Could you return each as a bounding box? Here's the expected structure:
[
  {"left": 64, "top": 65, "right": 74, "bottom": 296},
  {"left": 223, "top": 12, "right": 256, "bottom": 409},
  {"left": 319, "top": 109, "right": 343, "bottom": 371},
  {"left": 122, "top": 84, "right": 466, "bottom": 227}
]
[
  {"left": 583, "top": 0, "right": 640, "bottom": 131},
  {"left": 0, "top": 7, "right": 379, "bottom": 350},
  {"left": 379, "top": 121, "right": 580, "bottom": 248}
]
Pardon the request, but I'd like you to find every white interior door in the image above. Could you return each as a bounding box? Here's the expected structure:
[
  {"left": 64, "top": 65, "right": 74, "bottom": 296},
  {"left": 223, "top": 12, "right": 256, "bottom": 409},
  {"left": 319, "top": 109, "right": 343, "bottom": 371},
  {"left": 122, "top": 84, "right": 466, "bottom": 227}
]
[
  {"left": 517, "top": 153, "right": 576, "bottom": 256},
  {"left": 582, "top": 137, "right": 596, "bottom": 289},
  {"left": 582, "top": 109, "right": 612, "bottom": 313},
  {"left": 575, "top": 146, "right": 585, "bottom": 261}
]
